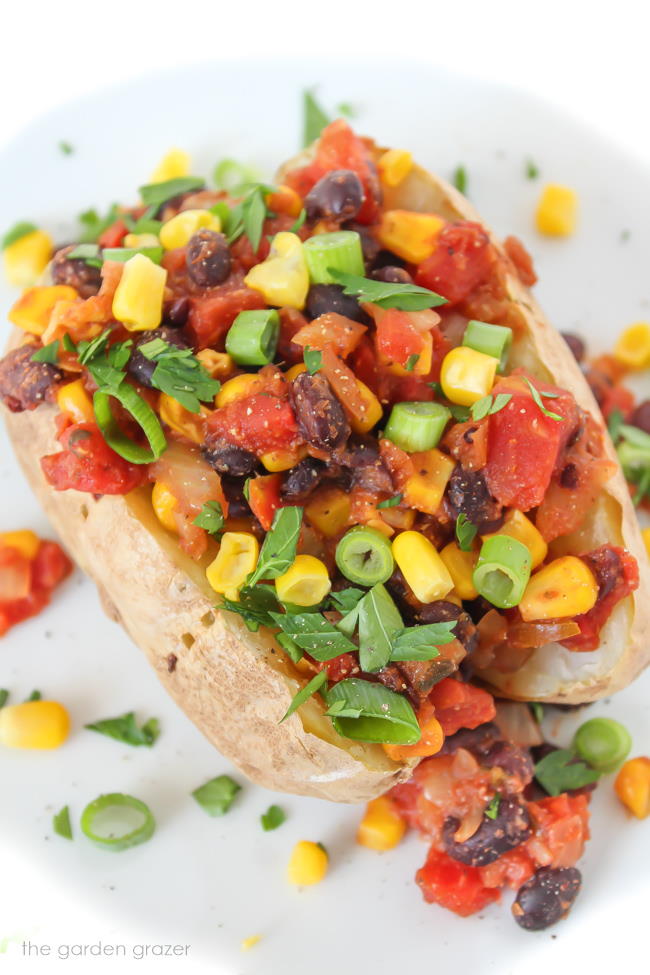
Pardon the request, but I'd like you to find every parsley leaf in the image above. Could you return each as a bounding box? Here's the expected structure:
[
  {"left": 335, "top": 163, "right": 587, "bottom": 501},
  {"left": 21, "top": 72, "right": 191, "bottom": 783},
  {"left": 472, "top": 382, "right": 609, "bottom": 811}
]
[
  {"left": 484, "top": 795, "right": 501, "bottom": 820},
  {"left": 280, "top": 669, "right": 328, "bottom": 723},
  {"left": 357, "top": 583, "right": 403, "bottom": 672},
  {"left": 329, "top": 588, "right": 366, "bottom": 613},
  {"left": 31, "top": 341, "right": 60, "bottom": 365},
  {"left": 78, "top": 204, "right": 120, "bottom": 243},
  {"left": 270, "top": 612, "right": 356, "bottom": 661},
  {"left": 261, "top": 804, "right": 286, "bottom": 831},
  {"left": 53, "top": 805, "right": 73, "bottom": 840},
  {"left": 534, "top": 748, "right": 600, "bottom": 796},
  {"left": 448, "top": 403, "right": 471, "bottom": 422},
  {"left": 25, "top": 690, "right": 41, "bottom": 702},
  {"left": 193, "top": 501, "right": 225, "bottom": 536},
  {"left": 192, "top": 775, "right": 241, "bottom": 816},
  {"left": 242, "top": 186, "right": 268, "bottom": 252},
  {"left": 607, "top": 408, "right": 624, "bottom": 443},
  {"left": 455, "top": 513, "right": 478, "bottom": 551},
  {"left": 139, "top": 176, "right": 205, "bottom": 210},
  {"left": 304, "top": 347, "right": 323, "bottom": 375},
  {"left": 289, "top": 208, "right": 307, "bottom": 234},
  {"left": 77, "top": 332, "right": 132, "bottom": 395},
  {"left": 59, "top": 141, "right": 74, "bottom": 156},
  {"left": 405, "top": 353, "right": 420, "bottom": 372},
  {"left": 390, "top": 622, "right": 455, "bottom": 661},
  {"left": 453, "top": 165, "right": 468, "bottom": 194},
  {"left": 0, "top": 689, "right": 8, "bottom": 708},
  {"left": 1, "top": 221, "right": 38, "bottom": 250},
  {"left": 303, "top": 89, "right": 331, "bottom": 146},
  {"left": 377, "top": 494, "right": 402, "bottom": 509},
  {"left": 329, "top": 269, "right": 447, "bottom": 311},
  {"left": 471, "top": 392, "right": 512, "bottom": 421},
  {"left": 220, "top": 585, "right": 280, "bottom": 632},
  {"left": 85, "top": 711, "right": 160, "bottom": 747},
  {"left": 525, "top": 159, "right": 540, "bottom": 180},
  {"left": 522, "top": 378, "right": 564, "bottom": 421},
  {"left": 67, "top": 243, "right": 103, "bottom": 267},
  {"left": 325, "top": 700, "right": 363, "bottom": 718},
  {"left": 138, "top": 337, "right": 221, "bottom": 413},
  {"left": 247, "top": 507, "right": 303, "bottom": 586}
]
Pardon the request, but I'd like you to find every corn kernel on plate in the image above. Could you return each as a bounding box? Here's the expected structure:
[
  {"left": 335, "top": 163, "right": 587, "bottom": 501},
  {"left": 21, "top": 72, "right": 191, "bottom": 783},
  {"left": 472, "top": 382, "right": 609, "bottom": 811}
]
[{"left": 0, "top": 60, "right": 649, "bottom": 975}]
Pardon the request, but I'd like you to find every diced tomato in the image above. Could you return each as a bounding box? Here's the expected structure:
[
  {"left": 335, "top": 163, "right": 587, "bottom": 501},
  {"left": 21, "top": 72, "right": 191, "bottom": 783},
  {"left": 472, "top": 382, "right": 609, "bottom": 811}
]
[
  {"left": 32, "top": 540, "right": 72, "bottom": 591},
  {"left": 284, "top": 119, "right": 381, "bottom": 224},
  {"left": 599, "top": 382, "right": 635, "bottom": 421},
  {"left": 503, "top": 235, "right": 537, "bottom": 287},
  {"left": 375, "top": 308, "right": 428, "bottom": 372},
  {"left": 479, "top": 847, "right": 536, "bottom": 890},
  {"left": 563, "top": 546, "right": 639, "bottom": 651},
  {"left": 207, "top": 395, "right": 300, "bottom": 456},
  {"left": 186, "top": 278, "right": 267, "bottom": 349},
  {"left": 484, "top": 376, "right": 580, "bottom": 511},
  {"left": 247, "top": 473, "right": 283, "bottom": 531},
  {"left": 414, "top": 222, "right": 496, "bottom": 306},
  {"left": 379, "top": 438, "right": 415, "bottom": 488},
  {"left": 428, "top": 678, "right": 496, "bottom": 736},
  {"left": 293, "top": 314, "right": 366, "bottom": 359},
  {"left": 526, "top": 794, "right": 590, "bottom": 869},
  {"left": 41, "top": 423, "right": 148, "bottom": 495},
  {"left": 0, "top": 540, "right": 72, "bottom": 637},
  {"left": 442, "top": 417, "right": 489, "bottom": 470},
  {"left": 384, "top": 700, "right": 445, "bottom": 761},
  {"left": 318, "top": 652, "right": 358, "bottom": 683},
  {"left": 98, "top": 219, "right": 128, "bottom": 249},
  {"left": 319, "top": 347, "right": 367, "bottom": 422},
  {"left": 416, "top": 848, "right": 501, "bottom": 917},
  {"left": 0, "top": 546, "right": 31, "bottom": 602}
]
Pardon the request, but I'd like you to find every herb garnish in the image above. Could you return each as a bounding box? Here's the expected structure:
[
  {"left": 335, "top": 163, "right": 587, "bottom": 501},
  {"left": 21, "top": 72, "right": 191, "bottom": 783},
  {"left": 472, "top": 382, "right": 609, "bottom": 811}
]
[
  {"left": 31, "top": 341, "right": 60, "bottom": 365},
  {"left": 329, "top": 269, "right": 447, "bottom": 311},
  {"left": 138, "top": 337, "right": 221, "bottom": 412},
  {"left": 221, "top": 184, "right": 274, "bottom": 252},
  {"left": 356, "top": 583, "right": 403, "bottom": 671},
  {"left": 522, "top": 377, "right": 563, "bottom": 421},
  {"left": 59, "top": 141, "right": 74, "bottom": 156},
  {"left": 220, "top": 585, "right": 280, "bottom": 632},
  {"left": 471, "top": 392, "right": 512, "bottom": 421},
  {"left": 328, "top": 588, "right": 365, "bottom": 613},
  {"left": 534, "top": 748, "right": 600, "bottom": 796},
  {"left": 85, "top": 711, "right": 160, "bottom": 747},
  {"left": 304, "top": 347, "right": 323, "bottom": 375},
  {"left": 453, "top": 165, "right": 468, "bottom": 194},
  {"left": 325, "top": 679, "right": 421, "bottom": 745},
  {"left": 269, "top": 612, "right": 356, "bottom": 661},
  {"left": 1, "top": 221, "right": 38, "bottom": 250},
  {"left": 66, "top": 243, "right": 103, "bottom": 268},
  {"left": 455, "top": 513, "right": 478, "bottom": 551},
  {"left": 405, "top": 353, "right": 420, "bottom": 372},
  {"left": 53, "top": 805, "right": 73, "bottom": 840},
  {"left": 607, "top": 408, "right": 624, "bottom": 443},
  {"left": 247, "top": 507, "right": 303, "bottom": 586},
  {"left": 139, "top": 176, "right": 205, "bottom": 210},
  {"left": 377, "top": 494, "right": 402, "bottom": 509},
  {"left": 616, "top": 424, "right": 650, "bottom": 505},
  {"left": 525, "top": 159, "right": 540, "bottom": 180},
  {"left": 78, "top": 204, "right": 120, "bottom": 243},
  {"left": 303, "top": 89, "right": 331, "bottom": 146},
  {"left": 193, "top": 501, "right": 225, "bottom": 536},
  {"left": 280, "top": 670, "right": 328, "bottom": 723},
  {"left": 0, "top": 689, "right": 8, "bottom": 708},
  {"left": 261, "top": 804, "right": 286, "bottom": 831},
  {"left": 192, "top": 775, "right": 241, "bottom": 816},
  {"left": 25, "top": 690, "right": 41, "bottom": 702},
  {"left": 529, "top": 702, "right": 544, "bottom": 724},
  {"left": 484, "top": 795, "right": 501, "bottom": 819},
  {"left": 389, "top": 622, "right": 456, "bottom": 660}
]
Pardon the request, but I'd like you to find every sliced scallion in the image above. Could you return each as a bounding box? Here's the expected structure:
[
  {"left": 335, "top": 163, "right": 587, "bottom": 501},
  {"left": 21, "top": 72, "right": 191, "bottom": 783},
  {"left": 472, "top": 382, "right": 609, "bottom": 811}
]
[
  {"left": 383, "top": 401, "right": 451, "bottom": 452},
  {"left": 473, "top": 535, "right": 532, "bottom": 609},
  {"left": 225, "top": 310, "right": 279, "bottom": 366},
  {"left": 335, "top": 527, "right": 394, "bottom": 587},
  {"left": 80, "top": 793, "right": 155, "bottom": 851},
  {"left": 93, "top": 386, "right": 166, "bottom": 464},
  {"left": 303, "top": 231, "right": 364, "bottom": 284},
  {"left": 574, "top": 717, "right": 632, "bottom": 772},
  {"left": 462, "top": 320, "right": 513, "bottom": 371}
]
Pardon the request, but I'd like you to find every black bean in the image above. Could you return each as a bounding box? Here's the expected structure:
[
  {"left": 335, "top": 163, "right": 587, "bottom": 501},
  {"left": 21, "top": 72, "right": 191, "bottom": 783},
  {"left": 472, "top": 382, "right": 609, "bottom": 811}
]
[
  {"left": 438, "top": 722, "right": 501, "bottom": 757},
  {"left": 481, "top": 741, "right": 534, "bottom": 784},
  {"left": 582, "top": 546, "right": 623, "bottom": 599},
  {"left": 281, "top": 457, "right": 326, "bottom": 501},
  {"left": 418, "top": 600, "right": 462, "bottom": 624},
  {"left": 371, "top": 265, "right": 413, "bottom": 284},
  {"left": 443, "top": 796, "right": 531, "bottom": 867},
  {"left": 186, "top": 229, "right": 231, "bottom": 288},
  {"left": 0, "top": 345, "right": 63, "bottom": 413},
  {"left": 631, "top": 399, "right": 650, "bottom": 435},
  {"left": 202, "top": 440, "right": 258, "bottom": 477},
  {"left": 370, "top": 249, "right": 408, "bottom": 272},
  {"left": 221, "top": 475, "right": 252, "bottom": 518},
  {"left": 290, "top": 371, "right": 350, "bottom": 451},
  {"left": 447, "top": 466, "right": 504, "bottom": 534},
  {"left": 305, "top": 284, "right": 366, "bottom": 323},
  {"left": 127, "top": 326, "right": 188, "bottom": 387},
  {"left": 164, "top": 296, "right": 191, "bottom": 327},
  {"left": 340, "top": 437, "right": 392, "bottom": 492},
  {"left": 561, "top": 332, "right": 586, "bottom": 363},
  {"left": 305, "top": 169, "right": 364, "bottom": 222},
  {"left": 50, "top": 245, "right": 102, "bottom": 298},
  {"left": 560, "top": 461, "right": 579, "bottom": 488},
  {"left": 512, "top": 867, "right": 581, "bottom": 931}
]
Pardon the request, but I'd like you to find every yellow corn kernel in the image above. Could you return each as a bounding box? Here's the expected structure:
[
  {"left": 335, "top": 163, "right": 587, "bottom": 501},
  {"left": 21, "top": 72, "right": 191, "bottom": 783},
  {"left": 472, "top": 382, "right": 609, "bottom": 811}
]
[
  {"left": 376, "top": 210, "right": 445, "bottom": 264},
  {"left": 357, "top": 796, "right": 406, "bottom": 851},
  {"left": 123, "top": 233, "right": 161, "bottom": 249},
  {"left": 378, "top": 150, "right": 413, "bottom": 189},
  {"left": 4, "top": 229, "right": 53, "bottom": 287},
  {"left": 151, "top": 481, "right": 178, "bottom": 533},
  {"left": 350, "top": 379, "right": 383, "bottom": 433},
  {"left": 0, "top": 700, "right": 70, "bottom": 749},
  {"left": 380, "top": 506, "right": 415, "bottom": 531},
  {"left": 56, "top": 379, "right": 95, "bottom": 424},
  {"left": 206, "top": 532, "right": 259, "bottom": 601},
  {"left": 440, "top": 346, "right": 499, "bottom": 406},
  {"left": 440, "top": 542, "right": 479, "bottom": 600},
  {"left": 244, "top": 232, "right": 309, "bottom": 310},
  {"left": 536, "top": 184, "right": 578, "bottom": 237},
  {"left": 643, "top": 527, "right": 650, "bottom": 560},
  {"left": 216, "top": 372, "right": 266, "bottom": 408},
  {"left": 8, "top": 285, "right": 78, "bottom": 336},
  {"left": 240, "top": 935, "right": 262, "bottom": 952},
  {"left": 112, "top": 253, "right": 167, "bottom": 332},
  {"left": 275, "top": 555, "right": 331, "bottom": 607},
  {"left": 519, "top": 556, "right": 598, "bottom": 622},
  {"left": 159, "top": 393, "right": 205, "bottom": 444},
  {"left": 150, "top": 148, "right": 191, "bottom": 183},
  {"left": 0, "top": 530, "right": 40, "bottom": 560},
  {"left": 403, "top": 449, "right": 455, "bottom": 516},
  {"left": 482, "top": 509, "right": 548, "bottom": 570},
  {"left": 613, "top": 322, "right": 650, "bottom": 370},
  {"left": 615, "top": 757, "right": 650, "bottom": 819},
  {"left": 286, "top": 840, "right": 328, "bottom": 886},
  {"left": 261, "top": 446, "right": 308, "bottom": 472},
  {"left": 285, "top": 362, "right": 307, "bottom": 382},
  {"left": 197, "top": 349, "right": 236, "bottom": 380},
  {"left": 159, "top": 209, "right": 222, "bottom": 251},
  {"left": 305, "top": 486, "right": 351, "bottom": 537},
  {"left": 392, "top": 530, "right": 454, "bottom": 603}
]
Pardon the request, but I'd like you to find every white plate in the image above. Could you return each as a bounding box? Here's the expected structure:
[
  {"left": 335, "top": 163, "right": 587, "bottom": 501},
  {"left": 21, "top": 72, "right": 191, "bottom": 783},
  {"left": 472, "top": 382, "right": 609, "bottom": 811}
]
[{"left": 1, "top": 61, "right": 648, "bottom": 975}]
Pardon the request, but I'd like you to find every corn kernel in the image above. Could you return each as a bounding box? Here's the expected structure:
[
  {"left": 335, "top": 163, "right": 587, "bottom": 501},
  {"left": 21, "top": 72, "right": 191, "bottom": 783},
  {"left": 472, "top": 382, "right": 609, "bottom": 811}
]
[
  {"left": 159, "top": 209, "right": 222, "bottom": 251},
  {"left": 536, "top": 184, "right": 578, "bottom": 237},
  {"left": 519, "top": 556, "right": 598, "bottom": 621},
  {"left": 615, "top": 757, "right": 650, "bottom": 818},
  {"left": 4, "top": 229, "right": 53, "bottom": 287},
  {"left": 305, "top": 486, "right": 351, "bottom": 537},
  {"left": 350, "top": 379, "right": 383, "bottom": 434},
  {"left": 613, "top": 322, "right": 650, "bottom": 370},
  {"left": 123, "top": 233, "right": 161, "bottom": 249},
  {"left": 440, "top": 346, "right": 499, "bottom": 406},
  {"left": 244, "top": 232, "right": 309, "bottom": 310},
  {"left": 150, "top": 148, "right": 191, "bottom": 183},
  {"left": 261, "top": 446, "right": 307, "bottom": 472},
  {"left": 0, "top": 530, "right": 40, "bottom": 560},
  {"left": 197, "top": 349, "right": 236, "bottom": 380},
  {"left": 0, "top": 700, "right": 70, "bottom": 749},
  {"left": 151, "top": 482, "right": 178, "bottom": 533},
  {"left": 8, "top": 285, "right": 78, "bottom": 335},
  {"left": 380, "top": 506, "right": 415, "bottom": 531},
  {"left": 206, "top": 532, "right": 259, "bottom": 601},
  {"left": 285, "top": 363, "right": 307, "bottom": 382},
  {"left": 159, "top": 393, "right": 205, "bottom": 444},
  {"left": 357, "top": 796, "right": 406, "bottom": 851},
  {"left": 240, "top": 935, "right": 262, "bottom": 952},
  {"left": 286, "top": 840, "right": 328, "bottom": 886},
  {"left": 643, "top": 527, "right": 650, "bottom": 560},
  {"left": 483, "top": 509, "right": 547, "bottom": 569},
  {"left": 378, "top": 150, "right": 413, "bottom": 189},
  {"left": 56, "top": 379, "right": 95, "bottom": 424},
  {"left": 403, "top": 449, "right": 455, "bottom": 516},
  {"left": 216, "top": 372, "right": 266, "bottom": 408},
  {"left": 112, "top": 253, "right": 166, "bottom": 331},
  {"left": 392, "top": 530, "right": 453, "bottom": 603},
  {"left": 275, "top": 555, "right": 331, "bottom": 606},
  {"left": 376, "top": 210, "right": 444, "bottom": 264},
  {"left": 440, "top": 542, "right": 479, "bottom": 600}
]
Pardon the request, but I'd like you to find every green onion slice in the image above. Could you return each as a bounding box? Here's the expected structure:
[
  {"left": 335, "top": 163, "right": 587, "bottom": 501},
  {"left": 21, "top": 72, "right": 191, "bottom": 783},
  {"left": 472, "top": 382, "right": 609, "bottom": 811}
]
[
  {"left": 325, "top": 678, "right": 421, "bottom": 745},
  {"left": 574, "top": 717, "right": 632, "bottom": 772},
  {"left": 303, "top": 231, "right": 364, "bottom": 284},
  {"left": 80, "top": 793, "right": 155, "bottom": 851},
  {"left": 473, "top": 534, "right": 532, "bottom": 609},
  {"left": 225, "top": 309, "right": 279, "bottom": 366},
  {"left": 384, "top": 401, "right": 451, "bottom": 452},
  {"left": 103, "top": 246, "right": 163, "bottom": 265},
  {"left": 335, "top": 527, "right": 394, "bottom": 587},
  {"left": 53, "top": 804, "right": 73, "bottom": 840},
  {"left": 93, "top": 386, "right": 166, "bottom": 464},
  {"left": 462, "top": 320, "right": 513, "bottom": 371}
]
